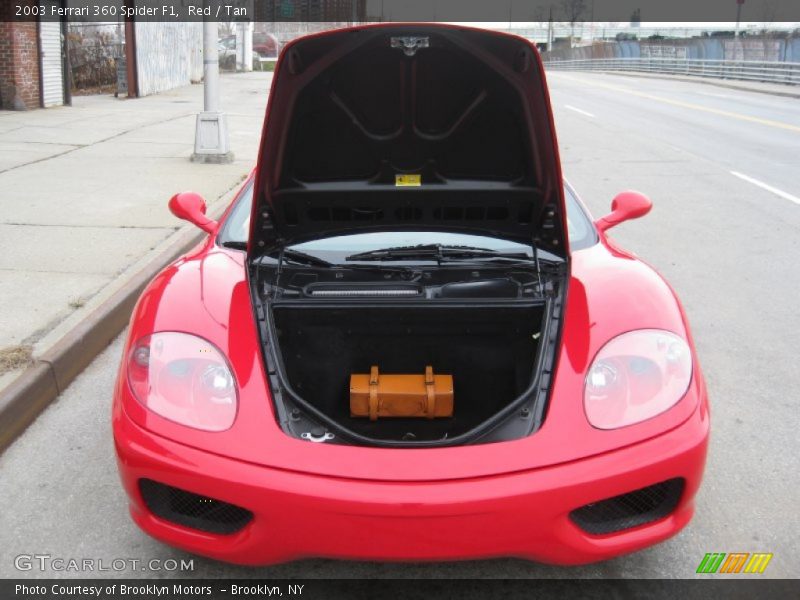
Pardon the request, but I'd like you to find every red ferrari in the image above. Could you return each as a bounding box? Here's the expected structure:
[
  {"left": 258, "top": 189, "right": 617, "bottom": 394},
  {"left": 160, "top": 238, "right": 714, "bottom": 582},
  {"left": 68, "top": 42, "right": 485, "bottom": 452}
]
[{"left": 113, "top": 24, "right": 709, "bottom": 565}]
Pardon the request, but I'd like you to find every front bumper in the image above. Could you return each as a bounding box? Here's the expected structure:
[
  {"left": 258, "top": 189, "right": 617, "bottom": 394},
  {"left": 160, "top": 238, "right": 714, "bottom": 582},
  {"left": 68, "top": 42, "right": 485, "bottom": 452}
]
[{"left": 114, "top": 403, "right": 708, "bottom": 566}]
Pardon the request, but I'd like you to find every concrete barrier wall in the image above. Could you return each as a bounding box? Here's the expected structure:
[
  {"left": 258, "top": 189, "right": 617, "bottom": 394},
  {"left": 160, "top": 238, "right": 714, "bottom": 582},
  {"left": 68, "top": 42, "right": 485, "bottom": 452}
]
[
  {"left": 544, "top": 35, "right": 800, "bottom": 64},
  {"left": 134, "top": 22, "right": 203, "bottom": 97},
  {"left": 787, "top": 37, "right": 800, "bottom": 62}
]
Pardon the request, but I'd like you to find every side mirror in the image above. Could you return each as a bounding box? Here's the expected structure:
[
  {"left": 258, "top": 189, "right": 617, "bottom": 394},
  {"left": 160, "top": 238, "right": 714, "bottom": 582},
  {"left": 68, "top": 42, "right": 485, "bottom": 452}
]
[
  {"left": 168, "top": 192, "right": 219, "bottom": 235},
  {"left": 595, "top": 191, "right": 652, "bottom": 233}
]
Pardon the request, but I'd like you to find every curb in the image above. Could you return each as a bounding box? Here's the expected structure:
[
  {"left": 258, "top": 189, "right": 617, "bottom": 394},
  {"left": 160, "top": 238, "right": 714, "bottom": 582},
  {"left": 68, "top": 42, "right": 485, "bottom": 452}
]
[{"left": 0, "top": 212, "right": 222, "bottom": 454}]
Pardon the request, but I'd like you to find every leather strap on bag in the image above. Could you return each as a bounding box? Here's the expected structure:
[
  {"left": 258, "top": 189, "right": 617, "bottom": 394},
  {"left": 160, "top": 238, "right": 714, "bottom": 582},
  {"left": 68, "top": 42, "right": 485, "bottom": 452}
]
[
  {"left": 368, "top": 365, "right": 380, "bottom": 421},
  {"left": 424, "top": 365, "right": 436, "bottom": 419}
]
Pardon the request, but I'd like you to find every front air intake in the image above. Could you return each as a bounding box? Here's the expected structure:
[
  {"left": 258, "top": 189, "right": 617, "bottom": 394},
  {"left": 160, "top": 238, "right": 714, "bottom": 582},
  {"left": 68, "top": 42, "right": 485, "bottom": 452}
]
[
  {"left": 138, "top": 479, "right": 252, "bottom": 535},
  {"left": 569, "top": 478, "right": 685, "bottom": 535}
]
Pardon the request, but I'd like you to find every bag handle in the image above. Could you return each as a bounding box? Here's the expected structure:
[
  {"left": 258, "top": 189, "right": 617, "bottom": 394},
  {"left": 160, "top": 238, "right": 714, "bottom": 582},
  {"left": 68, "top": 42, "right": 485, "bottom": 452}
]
[
  {"left": 424, "top": 365, "right": 436, "bottom": 419},
  {"left": 368, "top": 365, "right": 380, "bottom": 421}
]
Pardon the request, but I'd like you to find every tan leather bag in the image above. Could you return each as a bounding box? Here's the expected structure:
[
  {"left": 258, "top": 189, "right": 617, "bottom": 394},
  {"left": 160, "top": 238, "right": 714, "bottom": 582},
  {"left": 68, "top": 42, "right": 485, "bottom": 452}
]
[{"left": 350, "top": 366, "right": 454, "bottom": 420}]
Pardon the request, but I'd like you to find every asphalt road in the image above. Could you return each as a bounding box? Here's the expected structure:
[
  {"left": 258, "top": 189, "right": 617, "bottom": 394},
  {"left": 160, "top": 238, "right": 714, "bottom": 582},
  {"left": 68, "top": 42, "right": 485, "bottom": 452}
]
[{"left": 1, "top": 73, "right": 798, "bottom": 580}]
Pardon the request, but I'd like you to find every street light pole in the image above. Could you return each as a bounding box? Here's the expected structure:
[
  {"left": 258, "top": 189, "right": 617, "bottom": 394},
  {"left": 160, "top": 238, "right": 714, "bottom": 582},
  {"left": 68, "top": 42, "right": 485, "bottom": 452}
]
[
  {"left": 202, "top": 20, "right": 219, "bottom": 113},
  {"left": 192, "top": 9, "right": 233, "bottom": 163},
  {"left": 735, "top": 0, "right": 744, "bottom": 38},
  {"left": 237, "top": 21, "right": 253, "bottom": 72}
]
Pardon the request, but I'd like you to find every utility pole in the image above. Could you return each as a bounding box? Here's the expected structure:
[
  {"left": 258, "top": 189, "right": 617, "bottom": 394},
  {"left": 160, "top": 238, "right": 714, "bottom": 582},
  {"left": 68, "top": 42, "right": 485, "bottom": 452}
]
[
  {"left": 192, "top": 8, "right": 233, "bottom": 164},
  {"left": 547, "top": 5, "right": 553, "bottom": 52},
  {"left": 735, "top": 0, "right": 745, "bottom": 38},
  {"left": 237, "top": 20, "right": 253, "bottom": 72}
]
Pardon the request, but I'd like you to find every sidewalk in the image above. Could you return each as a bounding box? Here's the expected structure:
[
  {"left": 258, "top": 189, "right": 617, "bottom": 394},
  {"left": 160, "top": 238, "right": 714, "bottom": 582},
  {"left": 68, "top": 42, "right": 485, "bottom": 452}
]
[{"left": 0, "top": 72, "right": 271, "bottom": 393}]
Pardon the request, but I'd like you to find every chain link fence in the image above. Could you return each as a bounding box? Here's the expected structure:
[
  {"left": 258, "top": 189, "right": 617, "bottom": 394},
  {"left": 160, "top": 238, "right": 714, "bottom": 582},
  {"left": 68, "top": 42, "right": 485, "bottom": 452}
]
[{"left": 67, "top": 22, "right": 124, "bottom": 94}]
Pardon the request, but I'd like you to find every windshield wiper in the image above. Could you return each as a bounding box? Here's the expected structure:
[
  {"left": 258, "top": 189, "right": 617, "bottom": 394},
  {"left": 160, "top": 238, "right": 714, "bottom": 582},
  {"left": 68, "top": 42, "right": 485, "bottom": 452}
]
[
  {"left": 256, "top": 248, "right": 422, "bottom": 277},
  {"left": 346, "top": 244, "right": 534, "bottom": 263},
  {"left": 255, "top": 248, "right": 334, "bottom": 268},
  {"left": 222, "top": 241, "right": 338, "bottom": 268},
  {"left": 220, "top": 240, "right": 248, "bottom": 250},
  {"left": 281, "top": 249, "right": 335, "bottom": 268}
]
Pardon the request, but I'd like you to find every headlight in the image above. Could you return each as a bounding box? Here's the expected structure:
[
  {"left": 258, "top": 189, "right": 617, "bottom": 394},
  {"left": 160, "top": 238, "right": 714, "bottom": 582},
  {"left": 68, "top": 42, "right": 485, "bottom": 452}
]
[
  {"left": 127, "top": 332, "right": 238, "bottom": 432},
  {"left": 584, "top": 329, "right": 692, "bottom": 429}
]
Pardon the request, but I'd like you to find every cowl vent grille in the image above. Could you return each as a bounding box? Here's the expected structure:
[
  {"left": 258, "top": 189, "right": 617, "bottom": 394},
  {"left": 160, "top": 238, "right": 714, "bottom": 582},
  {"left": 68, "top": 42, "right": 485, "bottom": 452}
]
[{"left": 307, "top": 288, "right": 421, "bottom": 297}]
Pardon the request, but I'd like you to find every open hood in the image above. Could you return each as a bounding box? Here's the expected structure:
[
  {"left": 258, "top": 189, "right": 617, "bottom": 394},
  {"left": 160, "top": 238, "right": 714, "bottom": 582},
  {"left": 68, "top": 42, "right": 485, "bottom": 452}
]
[{"left": 251, "top": 24, "right": 568, "bottom": 257}]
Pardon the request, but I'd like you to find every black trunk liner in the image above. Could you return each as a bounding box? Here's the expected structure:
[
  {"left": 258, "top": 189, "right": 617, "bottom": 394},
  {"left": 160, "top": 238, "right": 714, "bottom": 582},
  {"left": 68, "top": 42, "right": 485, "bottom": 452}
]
[{"left": 272, "top": 305, "right": 543, "bottom": 442}]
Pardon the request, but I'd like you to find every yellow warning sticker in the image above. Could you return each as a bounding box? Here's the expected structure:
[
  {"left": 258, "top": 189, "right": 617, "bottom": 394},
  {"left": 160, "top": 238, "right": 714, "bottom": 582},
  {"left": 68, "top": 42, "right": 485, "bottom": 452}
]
[{"left": 395, "top": 174, "right": 421, "bottom": 187}]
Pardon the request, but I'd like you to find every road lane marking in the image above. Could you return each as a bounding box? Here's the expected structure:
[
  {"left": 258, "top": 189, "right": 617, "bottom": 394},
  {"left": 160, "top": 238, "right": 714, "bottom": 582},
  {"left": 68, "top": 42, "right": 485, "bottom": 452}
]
[
  {"left": 564, "top": 104, "right": 595, "bottom": 118},
  {"left": 730, "top": 171, "right": 800, "bottom": 206},
  {"left": 697, "top": 91, "right": 730, "bottom": 98},
  {"left": 555, "top": 74, "right": 800, "bottom": 133}
]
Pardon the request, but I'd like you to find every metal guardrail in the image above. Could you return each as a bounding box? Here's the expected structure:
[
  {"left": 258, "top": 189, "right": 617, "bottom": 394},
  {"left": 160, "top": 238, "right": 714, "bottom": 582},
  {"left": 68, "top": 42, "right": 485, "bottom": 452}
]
[
  {"left": 513, "top": 25, "right": 799, "bottom": 44},
  {"left": 544, "top": 58, "right": 800, "bottom": 86}
]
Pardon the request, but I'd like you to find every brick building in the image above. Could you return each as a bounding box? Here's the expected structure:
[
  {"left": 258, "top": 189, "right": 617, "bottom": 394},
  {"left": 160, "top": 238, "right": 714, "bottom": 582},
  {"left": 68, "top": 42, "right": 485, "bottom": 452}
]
[{"left": 0, "top": 3, "right": 68, "bottom": 111}]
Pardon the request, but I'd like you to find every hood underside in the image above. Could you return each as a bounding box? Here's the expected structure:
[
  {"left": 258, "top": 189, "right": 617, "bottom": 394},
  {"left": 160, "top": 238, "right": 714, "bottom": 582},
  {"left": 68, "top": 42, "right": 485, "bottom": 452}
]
[{"left": 251, "top": 24, "right": 567, "bottom": 256}]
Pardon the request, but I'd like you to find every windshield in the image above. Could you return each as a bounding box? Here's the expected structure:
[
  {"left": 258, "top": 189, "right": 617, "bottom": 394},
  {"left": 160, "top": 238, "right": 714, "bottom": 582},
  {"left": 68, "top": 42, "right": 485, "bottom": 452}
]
[
  {"left": 301, "top": 233, "right": 531, "bottom": 254},
  {"left": 218, "top": 184, "right": 596, "bottom": 254}
]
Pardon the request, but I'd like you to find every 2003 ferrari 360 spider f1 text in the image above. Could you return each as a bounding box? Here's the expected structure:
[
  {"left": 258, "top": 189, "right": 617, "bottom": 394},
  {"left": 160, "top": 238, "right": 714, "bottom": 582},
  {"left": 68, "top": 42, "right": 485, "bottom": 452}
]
[{"left": 113, "top": 24, "right": 709, "bottom": 565}]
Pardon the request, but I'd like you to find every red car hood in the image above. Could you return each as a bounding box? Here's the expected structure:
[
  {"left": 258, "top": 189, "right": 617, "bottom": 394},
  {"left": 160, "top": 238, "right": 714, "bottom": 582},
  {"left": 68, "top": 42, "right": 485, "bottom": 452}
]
[{"left": 250, "top": 23, "right": 568, "bottom": 257}]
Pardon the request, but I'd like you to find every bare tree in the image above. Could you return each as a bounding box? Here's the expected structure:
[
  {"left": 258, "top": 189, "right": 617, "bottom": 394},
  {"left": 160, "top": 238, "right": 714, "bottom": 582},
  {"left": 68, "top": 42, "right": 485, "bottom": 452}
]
[
  {"left": 526, "top": 4, "right": 549, "bottom": 40},
  {"left": 560, "top": 0, "right": 587, "bottom": 41},
  {"left": 529, "top": 5, "right": 548, "bottom": 27},
  {"left": 218, "top": 21, "right": 236, "bottom": 38},
  {"left": 758, "top": 0, "right": 777, "bottom": 37}
]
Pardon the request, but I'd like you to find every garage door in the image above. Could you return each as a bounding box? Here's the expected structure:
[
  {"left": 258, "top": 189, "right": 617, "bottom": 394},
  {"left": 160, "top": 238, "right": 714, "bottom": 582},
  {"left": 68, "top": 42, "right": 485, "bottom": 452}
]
[{"left": 39, "top": 14, "right": 64, "bottom": 107}]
